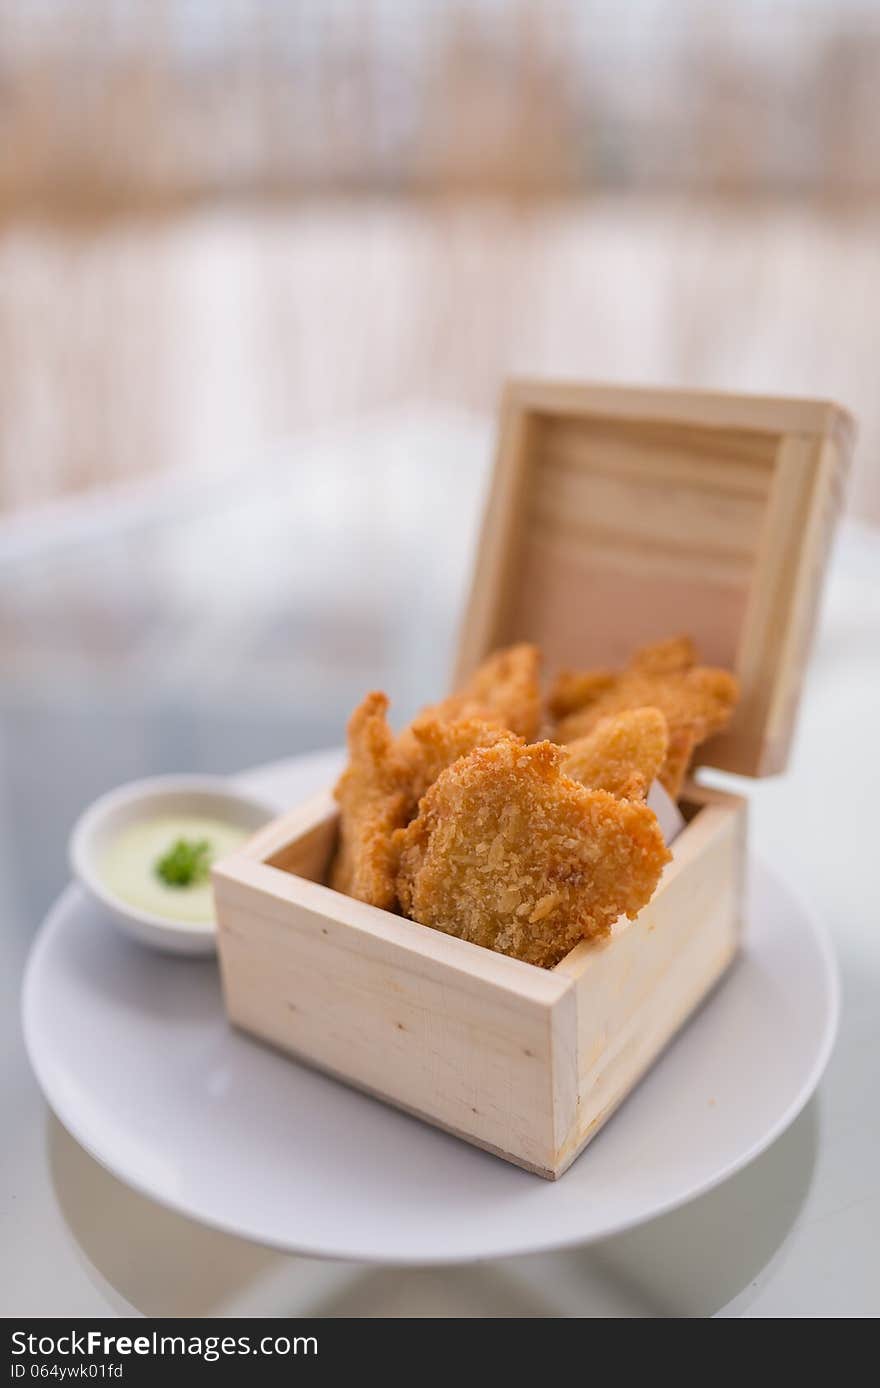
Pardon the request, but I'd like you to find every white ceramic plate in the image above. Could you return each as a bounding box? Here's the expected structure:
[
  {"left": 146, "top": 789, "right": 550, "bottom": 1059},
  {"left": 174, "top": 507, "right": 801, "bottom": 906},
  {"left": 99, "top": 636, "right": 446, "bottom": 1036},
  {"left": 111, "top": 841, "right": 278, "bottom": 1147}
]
[{"left": 21, "top": 753, "right": 839, "bottom": 1266}]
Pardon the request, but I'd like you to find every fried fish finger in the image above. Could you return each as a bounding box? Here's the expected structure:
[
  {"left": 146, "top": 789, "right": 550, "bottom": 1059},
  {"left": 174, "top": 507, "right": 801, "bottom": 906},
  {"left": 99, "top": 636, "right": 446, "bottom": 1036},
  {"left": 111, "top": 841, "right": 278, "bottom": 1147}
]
[
  {"left": 394, "top": 738, "right": 670, "bottom": 968},
  {"left": 562, "top": 707, "right": 669, "bottom": 801},
  {"left": 550, "top": 638, "right": 738, "bottom": 798},
  {"left": 438, "top": 642, "right": 542, "bottom": 740},
  {"left": 396, "top": 711, "right": 514, "bottom": 805},
  {"left": 330, "top": 691, "right": 410, "bottom": 909},
  {"left": 629, "top": 634, "right": 697, "bottom": 675},
  {"left": 332, "top": 694, "right": 512, "bottom": 907}
]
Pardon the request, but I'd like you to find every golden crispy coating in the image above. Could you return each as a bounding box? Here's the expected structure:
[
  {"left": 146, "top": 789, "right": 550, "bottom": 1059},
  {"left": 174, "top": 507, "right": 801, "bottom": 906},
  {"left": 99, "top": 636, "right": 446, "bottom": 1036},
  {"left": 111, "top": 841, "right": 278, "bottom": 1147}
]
[
  {"left": 394, "top": 739, "right": 670, "bottom": 968},
  {"left": 562, "top": 708, "right": 669, "bottom": 801},
  {"left": 630, "top": 635, "right": 697, "bottom": 675},
  {"left": 332, "top": 695, "right": 511, "bottom": 908},
  {"left": 330, "top": 692, "right": 410, "bottom": 909},
  {"left": 662, "top": 725, "right": 699, "bottom": 801},
  {"left": 550, "top": 638, "right": 738, "bottom": 799},
  {"left": 396, "top": 712, "right": 513, "bottom": 805},
  {"left": 547, "top": 669, "right": 617, "bottom": 722},
  {"left": 441, "top": 643, "right": 542, "bottom": 740},
  {"left": 461, "top": 642, "right": 542, "bottom": 739}
]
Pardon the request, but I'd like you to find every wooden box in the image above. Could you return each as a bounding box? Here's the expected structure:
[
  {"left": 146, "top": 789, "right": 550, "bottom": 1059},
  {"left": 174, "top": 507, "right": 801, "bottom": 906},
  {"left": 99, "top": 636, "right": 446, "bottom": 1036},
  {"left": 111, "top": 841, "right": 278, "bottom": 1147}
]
[{"left": 214, "top": 383, "right": 854, "bottom": 1178}]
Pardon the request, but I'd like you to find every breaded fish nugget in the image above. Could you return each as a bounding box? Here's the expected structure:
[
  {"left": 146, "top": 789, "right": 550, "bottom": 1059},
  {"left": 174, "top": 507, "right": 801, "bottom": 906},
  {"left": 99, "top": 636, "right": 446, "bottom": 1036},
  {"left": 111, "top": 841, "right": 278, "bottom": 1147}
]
[
  {"left": 438, "top": 642, "right": 542, "bottom": 740},
  {"left": 550, "top": 638, "right": 738, "bottom": 798},
  {"left": 395, "top": 739, "right": 669, "bottom": 968},
  {"left": 630, "top": 634, "right": 697, "bottom": 675},
  {"left": 562, "top": 707, "right": 668, "bottom": 800},
  {"left": 547, "top": 669, "right": 617, "bottom": 722},
  {"left": 332, "top": 696, "right": 511, "bottom": 908},
  {"left": 396, "top": 712, "right": 514, "bottom": 804},
  {"left": 331, "top": 692, "right": 409, "bottom": 909}
]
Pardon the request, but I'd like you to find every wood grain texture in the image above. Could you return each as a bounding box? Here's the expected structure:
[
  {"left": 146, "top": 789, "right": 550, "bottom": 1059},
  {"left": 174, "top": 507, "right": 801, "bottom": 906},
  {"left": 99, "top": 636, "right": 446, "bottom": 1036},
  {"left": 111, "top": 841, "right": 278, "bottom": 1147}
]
[
  {"left": 215, "top": 862, "right": 569, "bottom": 1176},
  {"left": 506, "top": 379, "right": 855, "bottom": 444},
  {"left": 214, "top": 783, "right": 746, "bottom": 1177},
  {"left": 214, "top": 378, "right": 842, "bottom": 1174},
  {"left": 553, "top": 784, "right": 746, "bottom": 1173},
  {"left": 452, "top": 386, "right": 534, "bottom": 688},
  {"left": 455, "top": 380, "right": 855, "bottom": 776}
]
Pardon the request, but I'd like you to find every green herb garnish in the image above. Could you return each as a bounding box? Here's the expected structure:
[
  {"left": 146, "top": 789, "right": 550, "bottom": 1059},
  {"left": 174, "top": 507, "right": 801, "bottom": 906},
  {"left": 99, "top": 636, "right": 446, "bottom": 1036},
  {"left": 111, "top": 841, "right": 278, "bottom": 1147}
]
[{"left": 155, "top": 838, "right": 213, "bottom": 888}]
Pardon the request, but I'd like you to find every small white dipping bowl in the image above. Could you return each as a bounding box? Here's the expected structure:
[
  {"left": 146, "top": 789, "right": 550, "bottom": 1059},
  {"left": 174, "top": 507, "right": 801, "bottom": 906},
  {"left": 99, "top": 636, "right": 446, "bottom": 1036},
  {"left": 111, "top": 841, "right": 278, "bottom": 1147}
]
[{"left": 69, "top": 775, "right": 278, "bottom": 956}]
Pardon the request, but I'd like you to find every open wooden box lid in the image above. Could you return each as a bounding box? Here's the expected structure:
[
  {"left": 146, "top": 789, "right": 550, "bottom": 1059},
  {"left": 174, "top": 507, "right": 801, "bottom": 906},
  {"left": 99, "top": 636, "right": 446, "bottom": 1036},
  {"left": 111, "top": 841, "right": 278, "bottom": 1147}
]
[{"left": 455, "top": 381, "right": 856, "bottom": 777}]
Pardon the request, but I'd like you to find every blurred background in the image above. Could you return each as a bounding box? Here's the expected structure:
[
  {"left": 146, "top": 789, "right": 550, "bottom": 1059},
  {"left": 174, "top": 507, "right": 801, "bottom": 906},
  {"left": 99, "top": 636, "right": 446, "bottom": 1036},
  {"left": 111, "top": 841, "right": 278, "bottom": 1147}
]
[
  {"left": 3, "top": 0, "right": 880, "bottom": 1322},
  {"left": 1, "top": 0, "right": 879, "bottom": 938}
]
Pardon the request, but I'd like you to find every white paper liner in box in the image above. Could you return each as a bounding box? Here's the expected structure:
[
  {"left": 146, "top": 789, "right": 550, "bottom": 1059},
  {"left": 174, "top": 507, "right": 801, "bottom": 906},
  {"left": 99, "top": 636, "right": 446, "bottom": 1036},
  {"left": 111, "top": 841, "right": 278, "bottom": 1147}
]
[{"left": 647, "top": 779, "right": 685, "bottom": 846}]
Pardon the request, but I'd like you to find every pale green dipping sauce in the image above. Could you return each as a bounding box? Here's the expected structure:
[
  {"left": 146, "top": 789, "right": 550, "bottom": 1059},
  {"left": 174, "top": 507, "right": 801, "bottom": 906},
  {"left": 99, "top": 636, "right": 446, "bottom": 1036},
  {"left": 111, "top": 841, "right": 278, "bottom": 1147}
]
[{"left": 101, "top": 816, "right": 249, "bottom": 923}]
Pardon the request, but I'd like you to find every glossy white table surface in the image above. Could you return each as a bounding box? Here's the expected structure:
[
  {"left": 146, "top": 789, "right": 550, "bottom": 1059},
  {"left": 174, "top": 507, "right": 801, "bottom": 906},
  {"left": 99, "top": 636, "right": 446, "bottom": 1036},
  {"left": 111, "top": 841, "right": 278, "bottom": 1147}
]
[{"left": 2, "top": 420, "right": 877, "bottom": 1318}]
